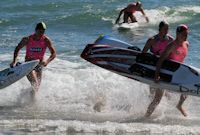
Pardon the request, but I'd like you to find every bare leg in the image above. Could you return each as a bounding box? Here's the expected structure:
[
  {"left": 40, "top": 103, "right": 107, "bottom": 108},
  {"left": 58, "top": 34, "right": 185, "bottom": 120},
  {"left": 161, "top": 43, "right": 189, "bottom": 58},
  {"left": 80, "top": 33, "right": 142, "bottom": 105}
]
[
  {"left": 123, "top": 13, "right": 129, "bottom": 23},
  {"left": 129, "top": 14, "right": 137, "bottom": 23},
  {"left": 176, "top": 94, "right": 188, "bottom": 117},
  {"left": 26, "top": 70, "right": 39, "bottom": 99},
  {"left": 145, "top": 89, "right": 164, "bottom": 117},
  {"left": 150, "top": 87, "right": 171, "bottom": 100},
  {"left": 36, "top": 70, "right": 42, "bottom": 87},
  {"left": 27, "top": 70, "right": 39, "bottom": 92}
]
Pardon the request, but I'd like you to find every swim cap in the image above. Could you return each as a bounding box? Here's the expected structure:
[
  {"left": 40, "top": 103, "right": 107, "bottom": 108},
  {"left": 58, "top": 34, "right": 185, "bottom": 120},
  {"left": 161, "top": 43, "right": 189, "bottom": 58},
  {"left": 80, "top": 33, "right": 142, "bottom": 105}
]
[
  {"left": 136, "top": 1, "right": 142, "bottom": 6},
  {"left": 159, "top": 21, "right": 169, "bottom": 31},
  {"left": 176, "top": 24, "right": 188, "bottom": 33},
  {"left": 35, "top": 22, "right": 47, "bottom": 30}
]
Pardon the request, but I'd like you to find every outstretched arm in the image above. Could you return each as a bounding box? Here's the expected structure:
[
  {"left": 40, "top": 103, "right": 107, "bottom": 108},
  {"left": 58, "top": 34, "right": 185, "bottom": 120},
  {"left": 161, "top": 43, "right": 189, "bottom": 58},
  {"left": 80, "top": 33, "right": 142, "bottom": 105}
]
[
  {"left": 140, "top": 8, "right": 149, "bottom": 23},
  {"left": 115, "top": 8, "right": 125, "bottom": 24}
]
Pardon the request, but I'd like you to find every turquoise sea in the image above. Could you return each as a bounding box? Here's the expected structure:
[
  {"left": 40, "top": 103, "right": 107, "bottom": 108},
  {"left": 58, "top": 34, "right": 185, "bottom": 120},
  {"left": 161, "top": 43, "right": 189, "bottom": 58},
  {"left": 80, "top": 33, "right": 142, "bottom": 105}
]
[{"left": 0, "top": 0, "right": 200, "bottom": 134}]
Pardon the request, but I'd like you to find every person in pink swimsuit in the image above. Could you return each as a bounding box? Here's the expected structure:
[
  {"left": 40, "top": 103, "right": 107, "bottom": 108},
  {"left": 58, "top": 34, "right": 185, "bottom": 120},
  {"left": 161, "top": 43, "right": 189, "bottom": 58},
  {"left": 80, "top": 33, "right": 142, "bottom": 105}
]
[
  {"left": 142, "top": 21, "right": 173, "bottom": 98},
  {"left": 143, "top": 21, "right": 173, "bottom": 55},
  {"left": 145, "top": 24, "right": 189, "bottom": 117},
  {"left": 115, "top": 1, "right": 149, "bottom": 24},
  {"left": 10, "top": 22, "right": 56, "bottom": 94}
]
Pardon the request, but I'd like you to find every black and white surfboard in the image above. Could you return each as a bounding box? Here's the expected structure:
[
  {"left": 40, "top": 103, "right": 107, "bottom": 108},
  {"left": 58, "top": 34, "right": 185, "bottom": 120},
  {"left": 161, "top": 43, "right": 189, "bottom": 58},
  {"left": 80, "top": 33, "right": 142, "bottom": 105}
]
[{"left": 81, "top": 36, "right": 200, "bottom": 97}]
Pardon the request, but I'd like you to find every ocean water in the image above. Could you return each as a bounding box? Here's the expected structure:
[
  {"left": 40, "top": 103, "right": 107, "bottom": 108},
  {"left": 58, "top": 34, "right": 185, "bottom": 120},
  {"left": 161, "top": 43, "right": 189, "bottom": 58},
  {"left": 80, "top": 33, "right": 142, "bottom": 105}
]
[{"left": 0, "top": 0, "right": 200, "bottom": 134}]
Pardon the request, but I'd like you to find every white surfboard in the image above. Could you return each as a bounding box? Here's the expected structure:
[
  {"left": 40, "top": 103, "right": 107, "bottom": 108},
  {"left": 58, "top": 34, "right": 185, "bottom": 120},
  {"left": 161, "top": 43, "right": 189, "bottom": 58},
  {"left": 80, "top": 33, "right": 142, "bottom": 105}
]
[
  {"left": 81, "top": 36, "right": 200, "bottom": 97},
  {"left": 118, "top": 23, "right": 139, "bottom": 30},
  {"left": 0, "top": 60, "right": 39, "bottom": 89}
]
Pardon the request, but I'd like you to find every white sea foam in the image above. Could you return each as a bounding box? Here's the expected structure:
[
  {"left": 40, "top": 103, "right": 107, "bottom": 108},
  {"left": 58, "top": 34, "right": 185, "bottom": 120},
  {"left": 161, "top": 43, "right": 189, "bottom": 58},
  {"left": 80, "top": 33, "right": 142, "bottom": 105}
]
[
  {"left": 110, "top": 6, "right": 200, "bottom": 26},
  {"left": 0, "top": 1, "right": 200, "bottom": 134}
]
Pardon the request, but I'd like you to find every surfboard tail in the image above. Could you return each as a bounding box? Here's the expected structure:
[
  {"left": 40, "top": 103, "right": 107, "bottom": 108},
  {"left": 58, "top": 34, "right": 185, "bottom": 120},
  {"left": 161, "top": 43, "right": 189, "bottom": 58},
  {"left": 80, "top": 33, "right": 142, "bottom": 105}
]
[{"left": 80, "top": 44, "right": 95, "bottom": 60}]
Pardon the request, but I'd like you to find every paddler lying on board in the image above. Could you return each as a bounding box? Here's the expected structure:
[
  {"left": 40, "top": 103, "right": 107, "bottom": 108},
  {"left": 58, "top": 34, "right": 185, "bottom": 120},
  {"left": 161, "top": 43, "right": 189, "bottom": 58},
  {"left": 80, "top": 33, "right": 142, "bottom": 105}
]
[
  {"left": 115, "top": 1, "right": 149, "bottom": 24},
  {"left": 10, "top": 22, "right": 56, "bottom": 95}
]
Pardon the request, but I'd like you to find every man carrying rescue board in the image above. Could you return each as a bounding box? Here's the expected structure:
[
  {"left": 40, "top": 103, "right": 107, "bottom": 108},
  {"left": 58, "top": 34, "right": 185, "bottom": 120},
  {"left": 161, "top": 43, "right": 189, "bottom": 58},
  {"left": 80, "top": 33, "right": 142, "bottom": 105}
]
[{"left": 10, "top": 22, "right": 56, "bottom": 94}]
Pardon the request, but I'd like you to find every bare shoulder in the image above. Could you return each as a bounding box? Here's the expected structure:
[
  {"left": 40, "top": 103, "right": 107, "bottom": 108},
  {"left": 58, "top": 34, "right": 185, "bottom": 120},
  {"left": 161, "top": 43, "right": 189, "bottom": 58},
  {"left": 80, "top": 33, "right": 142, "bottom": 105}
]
[
  {"left": 44, "top": 35, "right": 54, "bottom": 48},
  {"left": 151, "top": 35, "right": 157, "bottom": 40},
  {"left": 184, "top": 41, "right": 189, "bottom": 47},
  {"left": 142, "top": 36, "right": 156, "bottom": 52},
  {"left": 143, "top": 37, "right": 155, "bottom": 48},
  {"left": 21, "top": 36, "right": 29, "bottom": 42},
  {"left": 137, "top": 4, "right": 143, "bottom": 10},
  {"left": 146, "top": 36, "right": 157, "bottom": 46},
  {"left": 167, "top": 34, "right": 174, "bottom": 41},
  {"left": 44, "top": 35, "right": 51, "bottom": 42},
  {"left": 148, "top": 35, "right": 157, "bottom": 43},
  {"left": 44, "top": 35, "right": 52, "bottom": 44},
  {"left": 19, "top": 36, "right": 29, "bottom": 45}
]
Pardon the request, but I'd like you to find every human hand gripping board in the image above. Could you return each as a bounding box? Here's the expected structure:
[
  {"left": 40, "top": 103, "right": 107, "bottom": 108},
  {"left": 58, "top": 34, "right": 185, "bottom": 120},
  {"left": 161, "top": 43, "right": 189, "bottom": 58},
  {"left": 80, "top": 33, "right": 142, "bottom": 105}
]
[
  {"left": 0, "top": 60, "right": 39, "bottom": 89},
  {"left": 81, "top": 36, "right": 200, "bottom": 97}
]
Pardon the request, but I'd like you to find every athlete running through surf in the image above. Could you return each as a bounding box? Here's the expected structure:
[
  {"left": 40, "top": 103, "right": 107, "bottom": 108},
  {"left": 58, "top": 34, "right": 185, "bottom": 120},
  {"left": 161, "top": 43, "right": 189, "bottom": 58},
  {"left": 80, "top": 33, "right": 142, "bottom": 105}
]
[
  {"left": 145, "top": 24, "right": 189, "bottom": 117},
  {"left": 10, "top": 22, "right": 56, "bottom": 95}
]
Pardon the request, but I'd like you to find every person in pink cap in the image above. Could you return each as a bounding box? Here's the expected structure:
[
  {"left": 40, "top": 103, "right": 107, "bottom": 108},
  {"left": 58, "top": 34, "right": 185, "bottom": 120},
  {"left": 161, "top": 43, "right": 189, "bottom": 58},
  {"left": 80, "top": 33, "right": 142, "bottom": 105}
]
[{"left": 145, "top": 24, "right": 189, "bottom": 117}]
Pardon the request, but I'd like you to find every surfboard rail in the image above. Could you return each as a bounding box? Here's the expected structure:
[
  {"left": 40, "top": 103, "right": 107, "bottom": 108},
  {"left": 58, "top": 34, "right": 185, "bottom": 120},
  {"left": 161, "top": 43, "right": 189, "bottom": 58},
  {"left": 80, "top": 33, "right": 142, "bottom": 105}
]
[
  {"left": 81, "top": 36, "right": 200, "bottom": 97},
  {"left": 0, "top": 60, "right": 39, "bottom": 89}
]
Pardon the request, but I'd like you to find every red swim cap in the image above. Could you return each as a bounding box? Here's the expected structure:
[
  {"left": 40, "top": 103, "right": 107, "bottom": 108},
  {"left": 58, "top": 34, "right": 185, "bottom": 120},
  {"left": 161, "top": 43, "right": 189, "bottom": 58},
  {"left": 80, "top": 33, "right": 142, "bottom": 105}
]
[{"left": 176, "top": 24, "right": 188, "bottom": 33}]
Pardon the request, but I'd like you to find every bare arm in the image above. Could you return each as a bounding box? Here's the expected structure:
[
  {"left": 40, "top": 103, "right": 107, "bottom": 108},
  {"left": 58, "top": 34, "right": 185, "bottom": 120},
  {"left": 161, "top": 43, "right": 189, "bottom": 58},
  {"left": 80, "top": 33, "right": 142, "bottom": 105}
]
[
  {"left": 115, "top": 8, "right": 125, "bottom": 24},
  {"left": 142, "top": 38, "right": 154, "bottom": 53},
  {"left": 42, "top": 37, "right": 56, "bottom": 66},
  {"left": 139, "top": 7, "right": 149, "bottom": 22},
  {"left": 10, "top": 37, "right": 28, "bottom": 67},
  {"left": 154, "top": 43, "right": 175, "bottom": 82}
]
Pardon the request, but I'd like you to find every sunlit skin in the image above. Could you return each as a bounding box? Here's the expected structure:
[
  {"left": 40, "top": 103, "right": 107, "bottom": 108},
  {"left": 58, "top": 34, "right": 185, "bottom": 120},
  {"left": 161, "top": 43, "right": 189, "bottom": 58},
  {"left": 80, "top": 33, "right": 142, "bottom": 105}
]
[
  {"left": 150, "top": 28, "right": 189, "bottom": 117},
  {"left": 143, "top": 22, "right": 174, "bottom": 117},
  {"left": 115, "top": 2, "right": 149, "bottom": 24},
  {"left": 10, "top": 24, "right": 56, "bottom": 96}
]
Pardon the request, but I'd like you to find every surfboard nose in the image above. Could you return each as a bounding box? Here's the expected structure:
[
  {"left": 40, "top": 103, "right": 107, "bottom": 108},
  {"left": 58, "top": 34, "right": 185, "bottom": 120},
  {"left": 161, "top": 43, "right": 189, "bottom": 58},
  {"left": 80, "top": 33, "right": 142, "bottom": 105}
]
[{"left": 0, "top": 60, "right": 40, "bottom": 89}]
